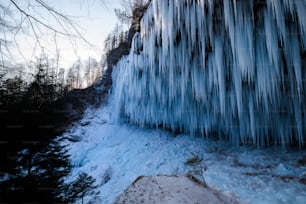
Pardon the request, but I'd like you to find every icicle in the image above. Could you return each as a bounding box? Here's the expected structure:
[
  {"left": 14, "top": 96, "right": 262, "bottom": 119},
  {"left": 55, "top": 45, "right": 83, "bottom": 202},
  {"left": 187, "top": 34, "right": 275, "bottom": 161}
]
[{"left": 112, "top": 0, "right": 306, "bottom": 147}]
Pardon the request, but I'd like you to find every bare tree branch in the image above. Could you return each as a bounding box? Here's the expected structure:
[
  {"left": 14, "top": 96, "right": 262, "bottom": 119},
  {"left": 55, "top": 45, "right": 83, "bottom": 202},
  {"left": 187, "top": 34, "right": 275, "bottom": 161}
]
[
  {"left": 0, "top": 0, "right": 103, "bottom": 66},
  {"left": 9, "top": 0, "right": 78, "bottom": 37}
]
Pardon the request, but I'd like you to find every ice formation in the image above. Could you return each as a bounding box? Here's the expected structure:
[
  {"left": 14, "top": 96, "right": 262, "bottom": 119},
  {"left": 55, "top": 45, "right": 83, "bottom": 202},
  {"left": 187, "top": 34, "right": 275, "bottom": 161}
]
[{"left": 112, "top": 0, "right": 306, "bottom": 147}]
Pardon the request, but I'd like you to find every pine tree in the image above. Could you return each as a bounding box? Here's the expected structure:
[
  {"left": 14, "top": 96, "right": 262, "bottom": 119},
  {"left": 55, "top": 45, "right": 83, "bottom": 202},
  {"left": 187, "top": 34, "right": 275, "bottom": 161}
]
[
  {"left": 64, "top": 172, "right": 99, "bottom": 204},
  {"left": 0, "top": 139, "right": 72, "bottom": 203},
  {"left": 34, "top": 139, "right": 72, "bottom": 200}
]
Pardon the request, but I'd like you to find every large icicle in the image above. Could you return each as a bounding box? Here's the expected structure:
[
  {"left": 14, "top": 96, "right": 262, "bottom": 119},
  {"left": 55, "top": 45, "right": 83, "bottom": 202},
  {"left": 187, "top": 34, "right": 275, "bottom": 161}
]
[{"left": 112, "top": 0, "right": 306, "bottom": 147}]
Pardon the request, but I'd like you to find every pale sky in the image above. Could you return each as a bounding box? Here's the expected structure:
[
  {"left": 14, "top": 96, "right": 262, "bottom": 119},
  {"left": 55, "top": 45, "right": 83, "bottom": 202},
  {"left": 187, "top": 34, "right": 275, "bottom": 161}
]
[{"left": 4, "top": 0, "right": 124, "bottom": 68}]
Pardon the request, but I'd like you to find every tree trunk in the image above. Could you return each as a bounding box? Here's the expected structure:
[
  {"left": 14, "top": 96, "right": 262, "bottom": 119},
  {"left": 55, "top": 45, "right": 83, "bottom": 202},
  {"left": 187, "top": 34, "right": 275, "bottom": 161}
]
[{"left": 27, "top": 150, "right": 32, "bottom": 175}]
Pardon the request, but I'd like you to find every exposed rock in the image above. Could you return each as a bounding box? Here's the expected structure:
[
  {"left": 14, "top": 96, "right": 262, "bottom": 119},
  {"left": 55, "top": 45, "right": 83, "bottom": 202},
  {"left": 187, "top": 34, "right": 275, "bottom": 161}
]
[
  {"left": 67, "top": 135, "right": 82, "bottom": 142},
  {"left": 80, "top": 121, "right": 91, "bottom": 126},
  {"left": 114, "top": 175, "right": 239, "bottom": 204},
  {"left": 99, "top": 166, "right": 112, "bottom": 186},
  {"left": 185, "top": 155, "right": 202, "bottom": 166}
]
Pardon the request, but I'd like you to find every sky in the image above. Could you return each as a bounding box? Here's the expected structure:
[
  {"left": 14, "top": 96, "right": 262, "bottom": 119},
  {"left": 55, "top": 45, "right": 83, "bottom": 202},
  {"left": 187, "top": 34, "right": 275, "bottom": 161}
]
[{"left": 2, "top": 0, "right": 124, "bottom": 68}]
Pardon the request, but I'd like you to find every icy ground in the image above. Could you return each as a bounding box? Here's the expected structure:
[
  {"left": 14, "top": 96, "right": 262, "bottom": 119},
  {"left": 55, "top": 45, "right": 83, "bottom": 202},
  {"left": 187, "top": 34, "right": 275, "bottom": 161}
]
[{"left": 61, "top": 103, "right": 306, "bottom": 204}]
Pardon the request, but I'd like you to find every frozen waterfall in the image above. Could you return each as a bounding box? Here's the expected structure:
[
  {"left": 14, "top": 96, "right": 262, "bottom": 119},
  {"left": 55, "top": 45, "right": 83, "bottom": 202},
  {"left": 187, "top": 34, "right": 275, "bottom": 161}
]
[{"left": 112, "top": 0, "right": 306, "bottom": 147}]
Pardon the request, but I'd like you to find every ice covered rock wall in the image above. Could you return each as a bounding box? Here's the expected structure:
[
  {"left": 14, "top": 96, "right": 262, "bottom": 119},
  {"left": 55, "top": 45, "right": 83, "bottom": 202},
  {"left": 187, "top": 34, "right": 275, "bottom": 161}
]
[{"left": 112, "top": 0, "right": 306, "bottom": 147}]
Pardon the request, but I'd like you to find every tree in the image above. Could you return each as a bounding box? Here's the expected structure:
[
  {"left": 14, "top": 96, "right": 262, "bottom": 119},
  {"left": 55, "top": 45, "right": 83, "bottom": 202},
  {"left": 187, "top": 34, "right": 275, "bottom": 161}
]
[
  {"left": 1, "top": 139, "right": 72, "bottom": 203},
  {"left": 56, "top": 68, "right": 65, "bottom": 97},
  {"left": 65, "top": 59, "right": 83, "bottom": 90},
  {"left": 103, "top": 34, "right": 112, "bottom": 53},
  {"left": 0, "top": 69, "right": 5, "bottom": 103},
  {"left": 0, "top": 0, "right": 94, "bottom": 63},
  {"left": 34, "top": 139, "right": 72, "bottom": 201},
  {"left": 114, "top": 0, "right": 151, "bottom": 26},
  {"left": 84, "top": 57, "right": 100, "bottom": 87},
  {"left": 66, "top": 66, "right": 75, "bottom": 90},
  {"left": 4, "top": 75, "right": 27, "bottom": 105},
  {"left": 70, "top": 59, "right": 82, "bottom": 89},
  {"left": 26, "top": 53, "right": 60, "bottom": 107},
  {"left": 64, "top": 172, "right": 99, "bottom": 204}
]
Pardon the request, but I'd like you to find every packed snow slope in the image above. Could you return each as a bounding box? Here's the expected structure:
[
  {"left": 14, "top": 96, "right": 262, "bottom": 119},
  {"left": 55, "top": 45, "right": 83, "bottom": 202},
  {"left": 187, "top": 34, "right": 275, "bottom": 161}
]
[
  {"left": 112, "top": 0, "right": 306, "bottom": 146},
  {"left": 63, "top": 104, "right": 306, "bottom": 204}
]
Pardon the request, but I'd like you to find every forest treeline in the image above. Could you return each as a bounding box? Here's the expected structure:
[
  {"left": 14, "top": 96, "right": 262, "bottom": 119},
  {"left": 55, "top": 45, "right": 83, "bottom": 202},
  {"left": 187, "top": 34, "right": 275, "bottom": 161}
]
[
  {"left": 0, "top": 54, "right": 103, "bottom": 109},
  {"left": 0, "top": 0, "right": 151, "bottom": 203},
  {"left": 0, "top": 53, "right": 106, "bottom": 203}
]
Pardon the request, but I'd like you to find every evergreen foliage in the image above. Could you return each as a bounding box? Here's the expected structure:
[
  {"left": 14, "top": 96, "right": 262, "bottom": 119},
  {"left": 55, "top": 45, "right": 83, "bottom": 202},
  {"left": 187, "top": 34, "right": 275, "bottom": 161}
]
[
  {"left": 63, "top": 172, "right": 99, "bottom": 204},
  {"left": 0, "top": 139, "right": 72, "bottom": 203}
]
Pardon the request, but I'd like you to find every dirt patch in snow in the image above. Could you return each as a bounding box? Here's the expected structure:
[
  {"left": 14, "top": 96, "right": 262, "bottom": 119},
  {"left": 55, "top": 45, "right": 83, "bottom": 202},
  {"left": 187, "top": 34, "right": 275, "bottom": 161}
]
[{"left": 114, "top": 175, "right": 239, "bottom": 204}]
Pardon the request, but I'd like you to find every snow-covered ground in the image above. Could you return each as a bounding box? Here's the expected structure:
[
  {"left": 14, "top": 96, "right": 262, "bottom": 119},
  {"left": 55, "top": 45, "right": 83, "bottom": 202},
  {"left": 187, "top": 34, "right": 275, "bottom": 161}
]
[{"left": 61, "top": 103, "right": 306, "bottom": 204}]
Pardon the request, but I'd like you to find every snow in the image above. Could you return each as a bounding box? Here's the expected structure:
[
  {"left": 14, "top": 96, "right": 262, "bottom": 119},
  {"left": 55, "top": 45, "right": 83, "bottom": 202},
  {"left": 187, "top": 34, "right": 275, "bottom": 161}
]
[
  {"left": 61, "top": 103, "right": 306, "bottom": 204},
  {"left": 112, "top": 0, "right": 306, "bottom": 147}
]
